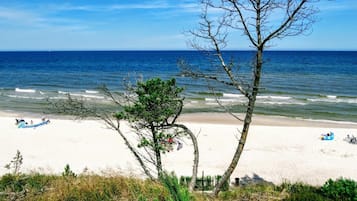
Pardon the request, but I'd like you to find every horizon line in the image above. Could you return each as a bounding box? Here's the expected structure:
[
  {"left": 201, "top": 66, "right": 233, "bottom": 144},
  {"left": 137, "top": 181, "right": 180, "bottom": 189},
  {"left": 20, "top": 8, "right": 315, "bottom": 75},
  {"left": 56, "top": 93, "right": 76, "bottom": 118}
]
[{"left": 0, "top": 49, "right": 356, "bottom": 52}]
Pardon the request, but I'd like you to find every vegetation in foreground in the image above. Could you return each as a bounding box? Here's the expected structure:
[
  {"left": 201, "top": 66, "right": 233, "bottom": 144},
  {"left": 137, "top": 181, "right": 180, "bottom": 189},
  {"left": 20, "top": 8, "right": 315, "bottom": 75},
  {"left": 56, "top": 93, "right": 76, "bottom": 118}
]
[
  {"left": 0, "top": 170, "right": 356, "bottom": 201},
  {"left": 1, "top": 151, "right": 356, "bottom": 200}
]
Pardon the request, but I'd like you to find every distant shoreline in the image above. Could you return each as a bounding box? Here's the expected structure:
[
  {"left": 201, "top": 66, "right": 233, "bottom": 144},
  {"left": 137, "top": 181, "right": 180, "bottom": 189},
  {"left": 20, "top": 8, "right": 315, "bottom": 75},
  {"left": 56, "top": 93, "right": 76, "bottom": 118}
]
[
  {"left": 1, "top": 50, "right": 357, "bottom": 52},
  {"left": 2, "top": 109, "right": 357, "bottom": 129}
]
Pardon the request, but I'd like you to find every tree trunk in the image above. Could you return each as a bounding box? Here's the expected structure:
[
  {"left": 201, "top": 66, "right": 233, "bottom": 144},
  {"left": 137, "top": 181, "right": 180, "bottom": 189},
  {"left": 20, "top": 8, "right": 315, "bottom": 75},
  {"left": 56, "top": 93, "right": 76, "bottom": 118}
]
[
  {"left": 174, "top": 124, "right": 199, "bottom": 192},
  {"left": 151, "top": 125, "right": 163, "bottom": 178},
  {"left": 187, "top": 128, "right": 199, "bottom": 192},
  {"left": 213, "top": 49, "right": 263, "bottom": 196}
]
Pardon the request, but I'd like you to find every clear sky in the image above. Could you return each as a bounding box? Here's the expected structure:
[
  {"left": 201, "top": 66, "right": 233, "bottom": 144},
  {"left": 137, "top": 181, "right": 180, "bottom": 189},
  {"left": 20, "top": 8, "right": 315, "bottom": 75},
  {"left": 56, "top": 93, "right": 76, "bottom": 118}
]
[{"left": 0, "top": 0, "right": 356, "bottom": 51}]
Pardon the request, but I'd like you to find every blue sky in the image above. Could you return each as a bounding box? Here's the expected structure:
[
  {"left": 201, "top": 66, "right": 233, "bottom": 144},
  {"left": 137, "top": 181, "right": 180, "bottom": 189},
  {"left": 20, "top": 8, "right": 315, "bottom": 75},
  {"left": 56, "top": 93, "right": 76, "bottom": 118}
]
[{"left": 0, "top": 0, "right": 356, "bottom": 50}]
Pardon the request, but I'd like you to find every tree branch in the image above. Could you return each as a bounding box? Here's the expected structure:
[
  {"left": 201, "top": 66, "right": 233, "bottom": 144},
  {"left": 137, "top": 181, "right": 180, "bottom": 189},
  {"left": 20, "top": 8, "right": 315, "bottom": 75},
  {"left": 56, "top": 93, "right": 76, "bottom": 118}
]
[{"left": 262, "top": 0, "right": 309, "bottom": 45}]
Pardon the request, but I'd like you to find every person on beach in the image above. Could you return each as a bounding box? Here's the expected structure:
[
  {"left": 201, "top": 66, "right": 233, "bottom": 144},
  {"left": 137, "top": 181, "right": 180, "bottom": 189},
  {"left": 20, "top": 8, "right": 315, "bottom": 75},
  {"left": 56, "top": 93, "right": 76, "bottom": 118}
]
[
  {"left": 176, "top": 140, "right": 183, "bottom": 151},
  {"left": 15, "top": 118, "right": 27, "bottom": 125},
  {"left": 42, "top": 117, "right": 50, "bottom": 123},
  {"left": 345, "top": 135, "right": 357, "bottom": 144}
]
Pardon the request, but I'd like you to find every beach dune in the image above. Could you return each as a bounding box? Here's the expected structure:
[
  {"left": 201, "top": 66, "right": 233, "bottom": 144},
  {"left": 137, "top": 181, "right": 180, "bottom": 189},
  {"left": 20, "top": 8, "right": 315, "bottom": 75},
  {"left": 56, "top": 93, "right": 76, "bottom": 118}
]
[{"left": 1, "top": 112, "right": 357, "bottom": 186}]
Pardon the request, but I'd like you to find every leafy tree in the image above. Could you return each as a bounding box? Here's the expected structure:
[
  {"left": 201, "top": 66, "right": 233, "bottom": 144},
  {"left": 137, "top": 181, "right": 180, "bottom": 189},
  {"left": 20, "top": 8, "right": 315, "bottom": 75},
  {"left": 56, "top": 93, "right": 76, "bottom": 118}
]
[
  {"left": 182, "top": 0, "right": 317, "bottom": 196},
  {"left": 50, "top": 78, "right": 199, "bottom": 191},
  {"left": 117, "top": 78, "right": 187, "bottom": 177}
]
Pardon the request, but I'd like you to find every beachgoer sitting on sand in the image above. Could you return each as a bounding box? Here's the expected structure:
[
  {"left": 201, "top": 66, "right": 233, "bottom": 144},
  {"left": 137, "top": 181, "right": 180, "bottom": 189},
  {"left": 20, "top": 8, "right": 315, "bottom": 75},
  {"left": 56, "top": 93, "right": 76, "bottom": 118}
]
[
  {"left": 344, "top": 135, "right": 357, "bottom": 144},
  {"left": 352, "top": 136, "right": 357, "bottom": 144},
  {"left": 15, "top": 118, "right": 27, "bottom": 125},
  {"left": 41, "top": 117, "right": 51, "bottom": 123}
]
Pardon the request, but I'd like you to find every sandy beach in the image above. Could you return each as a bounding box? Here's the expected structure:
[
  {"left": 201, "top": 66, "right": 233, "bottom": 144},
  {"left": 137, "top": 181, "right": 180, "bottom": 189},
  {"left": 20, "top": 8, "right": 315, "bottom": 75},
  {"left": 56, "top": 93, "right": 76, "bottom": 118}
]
[{"left": 1, "top": 111, "right": 357, "bottom": 186}]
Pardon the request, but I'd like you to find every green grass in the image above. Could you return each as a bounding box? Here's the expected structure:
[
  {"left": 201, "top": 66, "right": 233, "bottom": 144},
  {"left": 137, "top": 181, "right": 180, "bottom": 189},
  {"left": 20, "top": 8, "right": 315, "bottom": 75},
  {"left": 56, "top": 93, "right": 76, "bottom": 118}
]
[
  {"left": 0, "top": 173, "right": 356, "bottom": 201},
  {"left": 0, "top": 174, "right": 170, "bottom": 201}
]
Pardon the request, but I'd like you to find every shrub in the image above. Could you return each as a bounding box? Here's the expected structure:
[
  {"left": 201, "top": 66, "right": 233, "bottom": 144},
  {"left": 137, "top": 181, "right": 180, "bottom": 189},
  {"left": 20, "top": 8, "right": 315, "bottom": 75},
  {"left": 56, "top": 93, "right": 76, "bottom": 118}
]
[
  {"left": 279, "top": 182, "right": 329, "bottom": 201},
  {"left": 285, "top": 191, "right": 328, "bottom": 201},
  {"left": 279, "top": 182, "right": 317, "bottom": 194},
  {"left": 320, "top": 178, "right": 357, "bottom": 201},
  {"left": 62, "top": 164, "right": 77, "bottom": 178},
  {"left": 0, "top": 173, "right": 27, "bottom": 192},
  {"left": 219, "top": 184, "right": 283, "bottom": 201},
  {"left": 160, "top": 172, "right": 193, "bottom": 201}
]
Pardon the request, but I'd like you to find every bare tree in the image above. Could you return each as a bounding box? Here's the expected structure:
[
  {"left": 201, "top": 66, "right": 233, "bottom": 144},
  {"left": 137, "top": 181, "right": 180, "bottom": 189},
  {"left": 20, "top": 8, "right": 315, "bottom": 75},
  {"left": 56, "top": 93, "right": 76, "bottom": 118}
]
[{"left": 182, "top": 0, "right": 317, "bottom": 196}]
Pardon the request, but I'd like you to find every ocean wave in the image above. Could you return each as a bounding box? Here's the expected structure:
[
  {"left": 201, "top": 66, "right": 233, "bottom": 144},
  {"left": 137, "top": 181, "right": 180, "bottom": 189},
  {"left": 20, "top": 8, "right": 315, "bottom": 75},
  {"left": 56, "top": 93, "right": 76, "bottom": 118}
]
[
  {"left": 204, "top": 92, "right": 356, "bottom": 106},
  {"left": 7, "top": 95, "right": 45, "bottom": 100},
  {"left": 85, "top": 90, "right": 99, "bottom": 94},
  {"left": 258, "top": 101, "right": 306, "bottom": 105},
  {"left": 58, "top": 91, "right": 68, "bottom": 94},
  {"left": 223, "top": 93, "right": 244, "bottom": 98},
  {"left": 49, "top": 96, "right": 67, "bottom": 100},
  {"left": 206, "top": 94, "right": 303, "bottom": 105},
  {"left": 307, "top": 97, "right": 357, "bottom": 104},
  {"left": 258, "top": 95, "right": 292, "bottom": 100},
  {"left": 326, "top": 95, "right": 337, "bottom": 99},
  {"left": 205, "top": 98, "right": 216, "bottom": 102},
  {"left": 15, "top": 88, "right": 36, "bottom": 93},
  {"left": 219, "top": 99, "right": 241, "bottom": 103}
]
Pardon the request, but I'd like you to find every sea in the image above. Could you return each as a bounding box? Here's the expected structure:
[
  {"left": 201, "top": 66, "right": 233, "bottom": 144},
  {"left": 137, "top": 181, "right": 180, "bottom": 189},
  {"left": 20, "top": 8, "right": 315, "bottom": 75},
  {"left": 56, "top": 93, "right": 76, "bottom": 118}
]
[{"left": 0, "top": 50, "right": 356, "bottom": 122}]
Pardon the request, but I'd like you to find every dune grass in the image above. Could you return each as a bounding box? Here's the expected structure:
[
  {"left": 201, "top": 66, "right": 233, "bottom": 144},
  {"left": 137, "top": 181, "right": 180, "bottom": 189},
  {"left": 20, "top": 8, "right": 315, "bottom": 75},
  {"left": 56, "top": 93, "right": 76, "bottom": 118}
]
[{"left": 0, "top": 172, "right": 356, "bottom": 201}]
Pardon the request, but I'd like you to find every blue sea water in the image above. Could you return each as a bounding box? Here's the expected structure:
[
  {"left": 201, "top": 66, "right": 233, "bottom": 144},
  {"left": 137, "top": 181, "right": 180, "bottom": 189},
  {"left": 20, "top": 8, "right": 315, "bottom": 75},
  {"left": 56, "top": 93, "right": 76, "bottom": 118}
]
[{"left": 0, "top": 50, "right": 356, "bottom": 122}]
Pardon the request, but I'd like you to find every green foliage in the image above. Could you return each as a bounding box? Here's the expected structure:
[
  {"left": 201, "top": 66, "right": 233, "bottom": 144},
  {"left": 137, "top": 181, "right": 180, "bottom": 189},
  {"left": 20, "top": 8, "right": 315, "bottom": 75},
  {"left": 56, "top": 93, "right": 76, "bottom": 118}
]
[
  {"left": 321, "top": 178, "right": 357, "bottom": 201},
  {"left": 0, "top": 174, "right": 170, "bottom": 201},
  {"left": 2, "top": 173, "right": 356, "bottom": 201},
  {"left": 219, "top": 184, "right": 282, "bottom": 201},
  {"left": 285, "top": 192, "right": 328, "bottom": 201},
  {"left": 24, "top": 173, "right": 51, "bottom": 192},
  {"left": 279, "top": 182, "right": 318, "bottom": 194},
  {"left": 0, "top": 173, "right": 51, "bottom": 201},
  {"left": 160, "top": 172, "right": 193, "bottom": 201},
  {"left": 62, "top": 164, "right": 77, "bottom": 178},
  {"left": 123, "top": 78, "right": 184, "bottom": 126},
  {"left": 114, "top": 78, "right": 186, "bottom": 177},
  {"left": 0, "top": 173, "right": 27, "bottom": 192},
  {"left": 280, "top": 182, "right": 328, "bottom": 201},
  {"left": 117, "top": 78, "right": 185, "bottom": 153}
]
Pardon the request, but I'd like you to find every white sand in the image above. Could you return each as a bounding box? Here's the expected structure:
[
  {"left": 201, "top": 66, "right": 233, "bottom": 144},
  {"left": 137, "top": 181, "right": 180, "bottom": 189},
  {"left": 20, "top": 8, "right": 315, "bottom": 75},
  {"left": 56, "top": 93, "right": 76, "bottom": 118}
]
[{"left": 1, "top": 112, "right": 357, "bottom": 186}]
